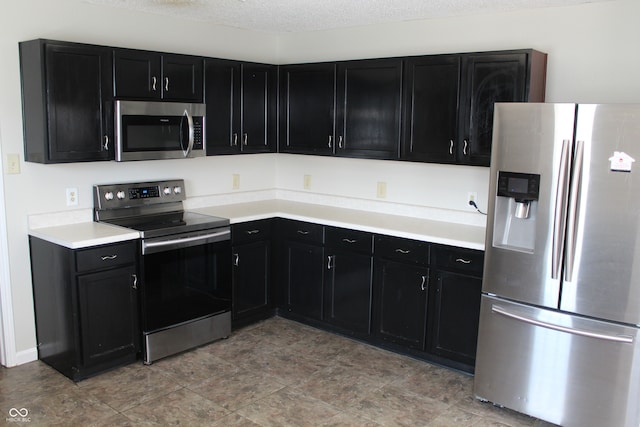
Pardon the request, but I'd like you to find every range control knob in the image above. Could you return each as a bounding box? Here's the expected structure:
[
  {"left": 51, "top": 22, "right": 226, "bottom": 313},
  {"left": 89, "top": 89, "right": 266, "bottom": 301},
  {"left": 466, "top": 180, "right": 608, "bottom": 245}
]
[
  {"left": 116, "top": 191, "right": 126, "bottom": 200},
  {"left": 104, "top": 191, "right": 114, "bottom": 201},
  {"left": 173, "top": 186, "right": 182, "bottom": 194},
  {"left": 163, "top": 186, "right": 172, "bottom": 195}
]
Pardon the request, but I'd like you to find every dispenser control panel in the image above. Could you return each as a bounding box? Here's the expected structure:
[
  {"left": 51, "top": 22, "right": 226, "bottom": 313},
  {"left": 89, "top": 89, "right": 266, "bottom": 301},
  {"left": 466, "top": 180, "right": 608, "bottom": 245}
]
[{"left": 497, "top": 172, "right": 540, "bottom": 201}]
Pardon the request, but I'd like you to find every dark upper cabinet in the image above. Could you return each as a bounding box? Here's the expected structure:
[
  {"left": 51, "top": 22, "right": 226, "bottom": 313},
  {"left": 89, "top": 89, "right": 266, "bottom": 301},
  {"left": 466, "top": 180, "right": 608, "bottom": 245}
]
[
  {"left": 279, "top": 63, "right": 336, "bottom": 155},
  {"left": 232, "top": 220, "right": 273, "bottom": 327},
  {"left": 402, "top": 50, "right": 547, "bottom": 166},
  {"left": 19, "top": 39, "right": 113, "bottom": 163},
  {"left": 336, "top": 59, "right": 403, "bottom": 159},
  {"left": 114, "top": 49, "right": 203, "bottom": 102},
  {"left": 204, "top": 60, "right": 276, "bottom": 154},
  {"left": 402, "top": 55, "right": 461, "bottom": 163},
  {"left": 324, "top": 228, "right": 374, "bottom": 336}
]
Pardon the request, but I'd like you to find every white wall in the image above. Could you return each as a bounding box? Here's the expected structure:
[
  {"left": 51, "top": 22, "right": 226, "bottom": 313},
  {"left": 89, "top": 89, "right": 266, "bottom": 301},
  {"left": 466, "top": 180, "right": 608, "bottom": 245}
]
[{"left": 0, "top": 0, "right": 638, "bottom": 364}]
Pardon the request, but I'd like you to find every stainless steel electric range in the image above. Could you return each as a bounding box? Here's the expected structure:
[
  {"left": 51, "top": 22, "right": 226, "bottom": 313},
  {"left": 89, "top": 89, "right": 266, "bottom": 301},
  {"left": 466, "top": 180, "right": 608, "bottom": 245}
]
[{"left": 94, "top": 179, "right": 232, "bottom": 364}]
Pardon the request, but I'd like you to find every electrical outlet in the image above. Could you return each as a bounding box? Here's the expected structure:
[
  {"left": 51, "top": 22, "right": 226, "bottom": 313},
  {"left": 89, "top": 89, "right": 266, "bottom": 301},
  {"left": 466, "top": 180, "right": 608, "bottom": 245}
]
[
  {"left": 467, "top": 191, "right": 478, "bottom": 208},
  {"left": 303, "top": 174, "right": 312, "bottom": 190},
  {"left": 66, "top": 188, "right": 78, "bottom": 206},
  {"left": 232, "top": 174, "right": 240, "bottom": 190},
  {"left": 6, "top": 154, "right": 20, "bottom": 174},
  {"left": 377, "top": 182, "right": 387, "bottom": 199}
]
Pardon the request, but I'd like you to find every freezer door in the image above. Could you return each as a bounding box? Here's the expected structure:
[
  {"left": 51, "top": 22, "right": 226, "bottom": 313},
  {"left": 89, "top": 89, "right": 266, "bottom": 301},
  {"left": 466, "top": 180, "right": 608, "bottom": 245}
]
[
  {"left": 474, "top": 295, "right": 640, "bottom": 427},
  {"left": 560, "top": 104, "right": 640, "bottom": 325},
  {"left": 483, "top": 103, "right": 576, "bottom": 308}
]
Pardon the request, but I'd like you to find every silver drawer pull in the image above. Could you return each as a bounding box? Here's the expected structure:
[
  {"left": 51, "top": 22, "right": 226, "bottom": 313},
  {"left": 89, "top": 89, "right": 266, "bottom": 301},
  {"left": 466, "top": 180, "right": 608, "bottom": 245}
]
[
  {"left": 395, "top": 249, "right": 410, "bottom": 254},
  {"left": 101, "top": 255, "right": 118, "bottom": 261},
  {"left": 455, "top": 258, "right": 471, "bottom": 264},
  {"left": 246, "top": 230, "right": 261, "bottom": 235},
  {"left": 342, "top": 238, "right": 357, "bottom": 244},
  {"left": 297, "top": 230, "right": 309, "bottom": 235}
]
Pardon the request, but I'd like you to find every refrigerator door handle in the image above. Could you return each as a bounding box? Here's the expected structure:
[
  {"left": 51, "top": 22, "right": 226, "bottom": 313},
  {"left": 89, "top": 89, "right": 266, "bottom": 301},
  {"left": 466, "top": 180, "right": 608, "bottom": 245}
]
[
  {"left": 552, "top": 139, "right": 572, "bottom": 279},
  {"left": 565, "top": 139, "right": 585, "bottom": 282},
  {"left": 491, "top": 304, "right": 634, "bottom": 343}
]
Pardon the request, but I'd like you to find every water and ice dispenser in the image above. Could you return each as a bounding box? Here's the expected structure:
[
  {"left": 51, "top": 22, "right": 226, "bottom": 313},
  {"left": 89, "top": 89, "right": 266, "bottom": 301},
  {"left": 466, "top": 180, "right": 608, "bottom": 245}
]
[{"left": 492, "top": 171, "right": 540, "bottom": 253}]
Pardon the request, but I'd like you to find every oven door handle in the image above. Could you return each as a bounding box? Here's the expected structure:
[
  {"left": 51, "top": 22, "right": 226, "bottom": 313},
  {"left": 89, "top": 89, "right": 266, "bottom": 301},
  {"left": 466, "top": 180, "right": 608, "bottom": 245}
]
[{"left": 142, "top": 228, "right": 230, "bottom": 255}]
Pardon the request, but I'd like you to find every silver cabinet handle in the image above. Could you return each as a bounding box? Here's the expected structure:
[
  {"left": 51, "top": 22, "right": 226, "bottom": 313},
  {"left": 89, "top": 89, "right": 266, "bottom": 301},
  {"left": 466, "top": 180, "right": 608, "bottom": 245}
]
[
  {"left": 449, "top": 139, "right": 454, "bottom": 155},
  {"left": 492, "top": 304, "right": 633, "bottom": 343},
  {"left": 246, "top": 229, "right": 261, "bottom": 235},
  {"left": 342, "top": 238, "right": 357, "bottom": 244},
  {"left": 233, "top": 253, "right": 239, "bottom": 267},
  {"left": 327, "top": 255, "right": 334, "bottom": 270},
  {"left": 338, "top": 135, "right": 343, "bottom": 149},
  {"left": 103, "top": 135, "right": 109, "bottom": 151},
  {"left": 455, "top": 258, "right": 471, "bottom": 264},
  {"left": 243, "top": 133, "right": 248, "bottom": 146},
  {"left": 463, "top": 139, "right": 468, "bottom": 155},
  {"left": 328, "top": 135, "right": 332, "bottom": 148},
  {"left": 165, "top": 77, "right": 169, "bottom": 92},
  {"left": 420, "top": 275, "right": 428, "bottom": 291},
  {"left": 132, "top": 274, "right": 138, "bottom": 290},
  {"left": 152, "top": 76, "right": 157, "bottom": 91},
  {"left": 395, "top": 248, "right": 410, "bottom": 254},
  {"left": 297, "top": 230, "right": 309, "bottom": 235},
  {"left": 232, "top": 133, "right": 238, "bottom": 147},
  {"left": 101, "top": 254, "right": 117, "bottom": 261}
]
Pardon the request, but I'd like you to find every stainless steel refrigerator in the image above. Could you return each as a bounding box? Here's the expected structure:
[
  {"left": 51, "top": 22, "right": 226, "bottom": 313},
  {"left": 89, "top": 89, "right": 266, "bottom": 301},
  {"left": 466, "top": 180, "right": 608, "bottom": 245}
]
[{"left": 474, "top": 103, "right": 640, "bottom": 427}]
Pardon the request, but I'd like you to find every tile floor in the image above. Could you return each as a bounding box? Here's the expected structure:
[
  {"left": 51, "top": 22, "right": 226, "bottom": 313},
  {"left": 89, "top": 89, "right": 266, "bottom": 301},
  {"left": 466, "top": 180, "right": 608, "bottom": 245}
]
[{"left": 0, "top": 317, "right": 556, "bottom": 426}]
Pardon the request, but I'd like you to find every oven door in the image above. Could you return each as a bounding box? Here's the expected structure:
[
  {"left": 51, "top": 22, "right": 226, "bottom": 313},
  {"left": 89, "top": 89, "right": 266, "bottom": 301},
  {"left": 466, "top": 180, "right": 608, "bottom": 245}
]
[{"left": 139, "top": 227, "right": 231, "bottom": 334}]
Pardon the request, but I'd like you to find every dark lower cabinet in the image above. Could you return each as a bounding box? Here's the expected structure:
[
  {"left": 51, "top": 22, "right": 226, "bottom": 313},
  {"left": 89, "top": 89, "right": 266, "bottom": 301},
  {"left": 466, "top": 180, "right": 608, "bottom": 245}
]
[
  {"left": 29, "top": 237, "right": 139, "bottom": 381},
  {"left": 324, "top": 228, "right": 373, "bottom": 336},
  {"left": 279, "top": 220, "right": 325, "bottom": 320},
  {"left": 232, "top": 220, "right": 273, "bottom": 327}
]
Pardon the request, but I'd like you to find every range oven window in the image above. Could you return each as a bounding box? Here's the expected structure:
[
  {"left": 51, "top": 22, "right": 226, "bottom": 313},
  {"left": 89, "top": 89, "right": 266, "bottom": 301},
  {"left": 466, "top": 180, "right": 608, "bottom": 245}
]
[{"left": 140, "top": 238, "right": 231, "bottom": 333}]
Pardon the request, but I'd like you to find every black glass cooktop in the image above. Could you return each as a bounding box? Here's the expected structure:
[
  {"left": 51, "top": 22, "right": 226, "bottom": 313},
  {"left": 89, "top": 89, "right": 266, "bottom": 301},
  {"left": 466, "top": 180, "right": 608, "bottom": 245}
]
[{"left": 103, "top": 211, "right": 229, "bottom": 239}]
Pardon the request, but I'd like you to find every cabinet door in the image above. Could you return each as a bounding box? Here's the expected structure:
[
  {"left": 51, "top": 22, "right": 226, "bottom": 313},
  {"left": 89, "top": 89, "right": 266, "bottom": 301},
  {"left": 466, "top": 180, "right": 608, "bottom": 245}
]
[
  {"left": 204, "top": 59, "right": 241, "bottom": 154},
  {"left": 325, "top": 250, "right": 373, "bottom": 335},
  {"left": 283, "top": 240, "right": 324, "bottom": 320},
  {"left": 161, "top": 54, "right": 203, "bottom": 102},
  {"left": 402, "top": 55, "right": 460, "bottom": 163},
  {"left": 460, "top": 53, "right": 527, "bottom": 166},
  {"left": 77, "top": 265, "right": 139, "bottom": 368},
  {"left": 241, "top": 64, "right": 276, "bottom": 153},
  {"left": 232, "top": 240, "right": 270, "bottom": 322},
  {"left": 429, "top": 270, "right": 482, "bottom": 365},
  {"left": 25, "top": 42, "right": 113, "bottom": 162},
  {"left": 374, "top": 259, "right": 430, "bottom": 350},
  {"left": 336, "top": 59, "right": 402, "bottom": 159},
  {"left": 280, "top": 63, "right": 336, "bottom": 155},
  {"left": 113, "top": 50, "right": 162, "bottom": 100}
]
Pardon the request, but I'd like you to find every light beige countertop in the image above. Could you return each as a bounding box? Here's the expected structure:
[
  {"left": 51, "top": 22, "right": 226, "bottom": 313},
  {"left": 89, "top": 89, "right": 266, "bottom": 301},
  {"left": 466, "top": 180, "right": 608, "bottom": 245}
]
[
  {"left": 192, "top": 200, "right": 485, "bottom": 250},
  {"left": 28, "top": 221, "right": 140, "bottom": 249},
  {"left": 28, "top": 200, "right": 486, "bottom": 250}
]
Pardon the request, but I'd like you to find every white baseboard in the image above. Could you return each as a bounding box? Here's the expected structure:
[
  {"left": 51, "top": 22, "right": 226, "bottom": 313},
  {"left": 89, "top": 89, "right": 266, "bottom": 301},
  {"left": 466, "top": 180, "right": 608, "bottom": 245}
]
[{"left": 6, "top": 347, "right": 38, "bottom": 367}]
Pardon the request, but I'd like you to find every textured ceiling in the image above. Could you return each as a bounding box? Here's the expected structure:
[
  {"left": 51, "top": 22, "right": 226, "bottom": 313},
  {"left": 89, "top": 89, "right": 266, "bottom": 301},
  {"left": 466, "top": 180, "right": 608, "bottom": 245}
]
[{"left": 84, "top": 0, "right": 611, "bottom": 33}]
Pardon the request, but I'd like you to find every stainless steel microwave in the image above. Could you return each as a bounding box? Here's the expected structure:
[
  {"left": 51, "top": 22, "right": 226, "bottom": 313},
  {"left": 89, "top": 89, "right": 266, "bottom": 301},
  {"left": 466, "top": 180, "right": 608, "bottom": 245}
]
[{"left": 115, "top": 100, "right": 206, "bottom": 161}]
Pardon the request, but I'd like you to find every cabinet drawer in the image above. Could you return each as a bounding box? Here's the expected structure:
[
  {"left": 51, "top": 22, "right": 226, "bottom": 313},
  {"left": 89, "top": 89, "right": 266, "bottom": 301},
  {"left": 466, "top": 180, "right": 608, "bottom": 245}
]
[
  {"left": 232, "top": 220, "right": 272, "bottom": 244},
  {"left": 431, "top": 245, "right": 483, "bottom": 276},
  {"left": 325, "top": 227, "right": 373, "bottom": 254},
  {"left": 76, "top": 241, "right": 137, "bottom": 272},
  {"left": 279, "top": 220, "right": 324, "bottom": 244},
  {"left": 374, "top": 235, "right": 429, "bottom": 265}
]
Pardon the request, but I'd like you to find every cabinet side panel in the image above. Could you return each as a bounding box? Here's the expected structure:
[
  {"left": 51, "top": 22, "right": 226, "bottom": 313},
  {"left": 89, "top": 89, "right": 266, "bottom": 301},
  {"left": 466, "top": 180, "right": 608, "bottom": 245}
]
[
  {"left": 29, "top": 237, "right": 76, "bottom": 376},
  {"left": 527, "top": 50, "right": 548, "bottom": 102},
  {"left": 19, "top": 40, "right": 48, "bottom": 163}
]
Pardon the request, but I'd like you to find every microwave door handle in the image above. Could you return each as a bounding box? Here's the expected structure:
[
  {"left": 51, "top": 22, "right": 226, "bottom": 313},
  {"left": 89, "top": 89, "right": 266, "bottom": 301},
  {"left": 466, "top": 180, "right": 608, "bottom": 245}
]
[{"left": 182, "top": 109, "right": 195, "bottom": 157}]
